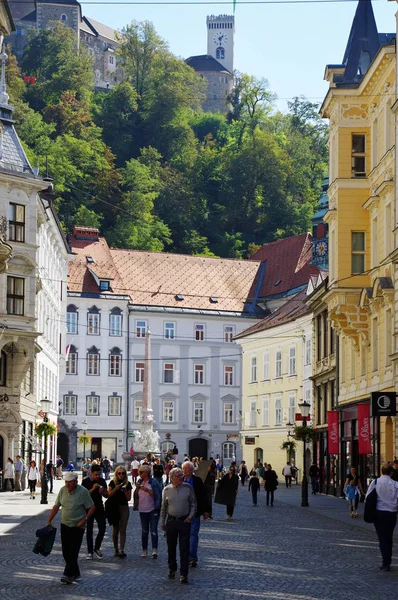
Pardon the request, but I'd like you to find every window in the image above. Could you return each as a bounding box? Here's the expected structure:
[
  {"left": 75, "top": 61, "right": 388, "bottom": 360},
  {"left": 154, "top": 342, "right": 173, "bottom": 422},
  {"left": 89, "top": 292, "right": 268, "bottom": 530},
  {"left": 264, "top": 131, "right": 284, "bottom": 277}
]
[
  {"left": 110, "top": 311, "right": 122, "bottom": 336},
  {"left": 194, "top": 364, "right": 204, "bottom": 384},
  {"left": 135, "top": 361, "right": 145, "bottom": 383},
  {"left": 163, "top": 400, "right": 174, "bottom": 422},
  {"left": 164, "top": 362, "right": 174, "bottom": 383},
  {"left": 224, "top": 365, "right": 234, "bottom": 386},
  {"left": 263, "top": 352, "right": 270, "bottom": 379},
  {"left": 222, "top": 442, "right": 235, "bottom": 460},
  {"left": 136, "top": 320, "right": 147, "bottom": 338},
  {"left": 216, "top": 47, "right": 225, "bottom": 60},
  {"left": 385, "top": 308, "right": 392, "bottom": 367},
  {"left": 66, "top": 346, "right": 77, "bottom": 375},
  {"left": 372, "top": 316, "right": 378, "bottom": 372},
  {"left": 63, "top": 394, "right": 77, "bottom": 415},
  {"left": 7, "top": 276, "right": 24, "bottom": 315},
  {"left": 134, "top": 400, "right": 142, "bottom": 421},
  {"left": 288, "top": 394, "right": 296, "bottom": 424},
  {"left": 224, "top": 325, "right": 235, "bottom": 342},
  {"left": 195, "top": 323, "right": 205, "bottom": 341},
  {"left": 164, "top": 322, "right": 175, "bottom": 339},
  {"left": 223, "top": 402, "right": 234, "bottom": 424},
  {"left": 109, "top": 350, "right": 122, "bottom": 376},
  {"left": 67, "top": 308, "right": 78, "bottom": 334},
  {"left": 0, "top": 351, "right": 6, "bottom": 386},
  {"left": 9, "top": 203, "right": 25, "bottom": 242},
  {"left": 275, "top": 350, "right": 282, "bottom": 378},
  {"left": 87, "top": 312, "right": 100, "bottom": 335},
  {"left": 16, "top": 26, "right": 23, "bottom": 36},
  {"left": 250, "top": 356, "right": 257, "bottom": 382},
  {"left": 275, "top": 396, "right": 282, "bottom": 425},
  {"left": 60, "top": 13, "right": 67, "bottom": 21},
  {"left": 289, "top": 347, "right": 296, "bottom": 375},
  {"left": 371, "top": 216, "right": 378, "bottom": 268},
  {"left": 262, "top": 395, "right": 269, "bottom": 426},
  {"left": 87, "top": 348, "right": 100, "bottom": 375},
  {"left": 108, "top": 395, "right": 121, "bottom": 416},
  {"left": 109, "top": 55, "right": 114, "bottom": 64},
  {"left": 305, "top": 338, "right": 311, "bottom": 365},
  {"left": 99, "top": 280, "right": 110, "bottom": 292},
  {"left": 250, "top": 398, "right": 257, "bottom": 427},
  {"left": 352, "top": 134, "right": 366, "bottom": 178},
  {"left": 86, "top": 395, "right": 99, "bottom": 416},
  {"left": 193, "top": 401, "right": 204, "bottom": 423},
  {"left": 352, "top": 232, "right": 365, "bottom": 274}
]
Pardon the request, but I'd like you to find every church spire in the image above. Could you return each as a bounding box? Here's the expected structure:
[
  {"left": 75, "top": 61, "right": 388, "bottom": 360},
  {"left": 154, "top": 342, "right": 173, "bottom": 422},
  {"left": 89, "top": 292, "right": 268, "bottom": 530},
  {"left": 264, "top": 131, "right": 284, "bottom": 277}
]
[{"left": 341, "top": 0, "right": 380, "bottom": 85}]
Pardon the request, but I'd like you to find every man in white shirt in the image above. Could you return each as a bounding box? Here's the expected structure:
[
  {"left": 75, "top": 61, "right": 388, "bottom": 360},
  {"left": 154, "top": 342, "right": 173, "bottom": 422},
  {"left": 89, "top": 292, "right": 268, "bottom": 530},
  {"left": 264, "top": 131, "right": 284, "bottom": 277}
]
[
  {"left": 366, "top": 463, "right": 398, "bottom": 571},
  {"left": 282, "top": 463, "right": 292, "bottom": 488}
]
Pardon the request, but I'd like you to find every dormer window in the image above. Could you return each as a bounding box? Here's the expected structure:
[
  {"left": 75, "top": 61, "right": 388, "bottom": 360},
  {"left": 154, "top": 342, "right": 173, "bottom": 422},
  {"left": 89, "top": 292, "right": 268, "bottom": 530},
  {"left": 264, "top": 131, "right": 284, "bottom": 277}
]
[
  {"left": 86, "top": 256, "right": 94, "bottom": 264},
  {"left": 100, "top": 280, "right": 110, "bottom": 292}
]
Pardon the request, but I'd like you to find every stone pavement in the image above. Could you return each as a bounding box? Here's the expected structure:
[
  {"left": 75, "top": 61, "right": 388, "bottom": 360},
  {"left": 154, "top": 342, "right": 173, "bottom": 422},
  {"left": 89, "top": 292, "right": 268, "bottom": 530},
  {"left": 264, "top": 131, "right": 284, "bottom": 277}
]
[{"left": 0, "top": 479, "right": 398, "bottom": 600}]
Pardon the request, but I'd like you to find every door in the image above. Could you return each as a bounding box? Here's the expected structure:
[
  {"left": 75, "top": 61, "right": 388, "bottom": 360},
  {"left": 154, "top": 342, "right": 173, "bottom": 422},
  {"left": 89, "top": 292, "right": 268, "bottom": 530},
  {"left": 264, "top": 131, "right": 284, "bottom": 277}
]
[
  {"left": 91, "top": 437, "right": 102, "bottom": 460},
  {"left": 188, "top": 438, "right": 208, "bottom": 459},
  {"left": 57, "top": 433, "right": 69, "bottom": 465}
]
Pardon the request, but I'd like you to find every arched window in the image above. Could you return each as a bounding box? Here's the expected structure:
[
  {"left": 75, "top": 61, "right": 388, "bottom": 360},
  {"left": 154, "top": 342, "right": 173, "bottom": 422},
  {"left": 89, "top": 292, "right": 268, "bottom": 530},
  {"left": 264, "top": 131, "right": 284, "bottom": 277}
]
[
  {"left": 66, "top": 345, "right": 78, "bottom": 375},
  {"left": 60, "top": 13, "right": 67, "bottom": 22},
  {"left": 222, "top": 442, "right": 235, "bottom": 461},
  {"left": 67, "top": 304, "right": 78, "bottom": 334},
  {"left": 109, "top": 347, "right": 122, "bottom": 376},
  {"left": 110, "top": 307, "right": 122, "bottom": 336},
  {"left": 216, "top": 47, "right": 225, "bottom": 60}
]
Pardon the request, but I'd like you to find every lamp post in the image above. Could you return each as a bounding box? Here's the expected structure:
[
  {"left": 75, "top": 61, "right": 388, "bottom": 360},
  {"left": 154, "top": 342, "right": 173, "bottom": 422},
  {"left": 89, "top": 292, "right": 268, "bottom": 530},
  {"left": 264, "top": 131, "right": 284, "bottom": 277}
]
[
  {"left": 299, "top": 400, "right": 311, "bottom": 508},
  {"left": 40, "top": 397, "right": 51, "bottom": 505},
  {"left": 82, "top": 419, "right": 88, "bottom": 462}
]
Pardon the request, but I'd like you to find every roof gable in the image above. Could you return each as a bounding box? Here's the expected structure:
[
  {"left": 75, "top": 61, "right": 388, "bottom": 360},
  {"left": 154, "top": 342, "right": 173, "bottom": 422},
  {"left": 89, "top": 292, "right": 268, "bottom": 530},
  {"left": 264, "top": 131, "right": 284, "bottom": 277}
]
[{"left": 186, "top": 55, "right": 231, "bottom": 74}]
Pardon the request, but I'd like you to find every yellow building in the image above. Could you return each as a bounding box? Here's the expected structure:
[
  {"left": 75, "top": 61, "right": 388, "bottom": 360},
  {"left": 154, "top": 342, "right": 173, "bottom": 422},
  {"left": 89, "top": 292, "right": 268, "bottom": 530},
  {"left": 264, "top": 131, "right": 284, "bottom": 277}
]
[
  {"left": 320, "top": 0, "right": 395, "bottom": 483},
  {"left": 236, "top": 233, "right": 318, "bottom": 478}
]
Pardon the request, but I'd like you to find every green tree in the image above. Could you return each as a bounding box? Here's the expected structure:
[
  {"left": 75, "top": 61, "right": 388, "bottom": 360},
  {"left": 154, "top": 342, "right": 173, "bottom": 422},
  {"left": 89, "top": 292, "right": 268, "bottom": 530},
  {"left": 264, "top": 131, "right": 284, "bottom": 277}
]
[{"left": 73, "top": 205, "right": 104, "bottom": 229}]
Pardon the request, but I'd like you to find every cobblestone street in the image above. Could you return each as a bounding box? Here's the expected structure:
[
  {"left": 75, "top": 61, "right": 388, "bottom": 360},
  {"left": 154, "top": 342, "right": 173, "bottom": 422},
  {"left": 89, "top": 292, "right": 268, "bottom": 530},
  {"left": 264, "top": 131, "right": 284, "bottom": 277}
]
[{"left": 0, "top": 482, "right": 397, "bottom": 600}]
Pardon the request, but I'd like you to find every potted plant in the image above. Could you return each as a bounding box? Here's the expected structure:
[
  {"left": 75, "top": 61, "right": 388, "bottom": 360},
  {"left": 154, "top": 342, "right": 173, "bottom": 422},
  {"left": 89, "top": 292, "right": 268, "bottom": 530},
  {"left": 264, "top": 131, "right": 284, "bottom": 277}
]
[
  {"left": 35, "top": 422, "right": 57, "bottom": 438},
  {"left": 293, "top": 425, "right": 315, "bottom": 443},
  {"left": 78, "top": 433, "right": 91, "bottom": 446},
  {"left": 280, "top": 440, "right": 297, "bottom": 452}
]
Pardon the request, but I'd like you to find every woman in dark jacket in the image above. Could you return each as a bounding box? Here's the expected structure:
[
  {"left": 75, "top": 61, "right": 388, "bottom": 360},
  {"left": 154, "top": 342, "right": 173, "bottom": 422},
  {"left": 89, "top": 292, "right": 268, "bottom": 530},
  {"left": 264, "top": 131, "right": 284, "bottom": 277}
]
[
  {"left": 204, "top": 460, "right": 217, "bottom": 518},
  {"left": 263, "top": 464, "right": 278, "bottom": 507},
  {"left": 214, "top": 466, "right": 239, "bottom": 520}
]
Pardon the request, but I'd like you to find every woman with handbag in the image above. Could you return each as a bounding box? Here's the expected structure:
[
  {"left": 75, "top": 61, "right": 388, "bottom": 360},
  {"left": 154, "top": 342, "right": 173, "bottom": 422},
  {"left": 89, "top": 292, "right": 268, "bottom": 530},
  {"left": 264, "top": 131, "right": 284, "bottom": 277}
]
[
  {"left": 106, "top": 465, "right": 132, "bottom": 558},
  {"left": 135, "top": 464, "right": 162, "bottom": 558},
  {"left": 28, "top": 460, "right": 40, "bottom": 499}
]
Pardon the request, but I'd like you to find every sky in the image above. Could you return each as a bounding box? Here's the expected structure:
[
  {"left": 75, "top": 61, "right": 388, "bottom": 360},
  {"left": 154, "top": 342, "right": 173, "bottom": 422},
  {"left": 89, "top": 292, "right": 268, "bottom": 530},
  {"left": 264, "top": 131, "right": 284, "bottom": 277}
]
[{"left": 81, "top": 0, "right": 398, "bottom": 111}]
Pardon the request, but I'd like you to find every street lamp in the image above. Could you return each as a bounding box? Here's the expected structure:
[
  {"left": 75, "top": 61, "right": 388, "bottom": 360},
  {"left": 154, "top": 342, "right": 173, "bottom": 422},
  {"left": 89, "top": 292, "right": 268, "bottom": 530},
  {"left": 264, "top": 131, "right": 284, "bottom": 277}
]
[
  {"left": 82, "top": 419, "right": 88, "bottom": 461},
  {"left": 40, "top": 396, "right": 51, "bottom": 505},
  {"left": 299, "top": 400, "right": 311, "bottom": 508}
]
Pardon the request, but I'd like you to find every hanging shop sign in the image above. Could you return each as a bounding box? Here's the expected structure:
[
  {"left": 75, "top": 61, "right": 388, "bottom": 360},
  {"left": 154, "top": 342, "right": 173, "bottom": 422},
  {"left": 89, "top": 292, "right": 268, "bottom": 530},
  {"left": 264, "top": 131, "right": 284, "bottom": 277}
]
[
  {"left": 327, "top": 411, "right": 339, "bottom": 454},
  {"left": 371, "top": 392, "right": 397, "bottom": 417},
  {"left": 245, "top": 437, "right": 256, "bottom": 445},
  {"left": 358, "top": 404, "right": 371, "bottom": 455}
]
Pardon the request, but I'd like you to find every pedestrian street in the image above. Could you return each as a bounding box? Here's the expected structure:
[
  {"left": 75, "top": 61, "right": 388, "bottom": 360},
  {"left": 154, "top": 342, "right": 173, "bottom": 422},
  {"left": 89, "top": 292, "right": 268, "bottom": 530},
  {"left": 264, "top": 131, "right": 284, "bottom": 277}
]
[{"left": 0, "top": 482, "right": 397, "bottom": 600}]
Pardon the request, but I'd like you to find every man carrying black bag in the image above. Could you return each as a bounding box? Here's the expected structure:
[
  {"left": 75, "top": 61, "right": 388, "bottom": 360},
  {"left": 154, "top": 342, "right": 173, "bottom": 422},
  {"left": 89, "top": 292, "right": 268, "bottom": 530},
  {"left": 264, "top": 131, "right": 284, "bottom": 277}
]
[{"left": 365, "top": 464, "right": 398, "bottom": 571}]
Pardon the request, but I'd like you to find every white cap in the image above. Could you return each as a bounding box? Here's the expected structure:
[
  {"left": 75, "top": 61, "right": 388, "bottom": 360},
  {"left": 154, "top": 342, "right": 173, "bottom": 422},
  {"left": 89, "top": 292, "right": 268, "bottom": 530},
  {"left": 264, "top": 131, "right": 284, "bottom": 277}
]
[{"left": 64, "top": 472, "right": 78, "bottom": 481}]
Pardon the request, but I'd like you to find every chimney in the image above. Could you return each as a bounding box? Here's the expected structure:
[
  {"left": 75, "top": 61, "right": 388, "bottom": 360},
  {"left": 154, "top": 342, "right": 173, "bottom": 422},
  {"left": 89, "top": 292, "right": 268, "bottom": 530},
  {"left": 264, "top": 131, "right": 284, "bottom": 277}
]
[{"left": 73, "top": 226, "right": 99, "bottom": 242}]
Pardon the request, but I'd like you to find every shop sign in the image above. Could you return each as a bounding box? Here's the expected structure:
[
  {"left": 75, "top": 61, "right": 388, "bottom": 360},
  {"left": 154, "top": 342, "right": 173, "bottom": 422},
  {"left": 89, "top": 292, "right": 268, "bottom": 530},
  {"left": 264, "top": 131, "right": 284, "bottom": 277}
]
[
  {"left": 295, "top": 413, "right": 303, "bottom": 422},
  {"left": 358, "top": 404, "right": 371, "bottom": 455},
  {"left": 245, "top": 437, "right": 256, "bottom": 445},
  {"left": 327, "top": 411, "right": 339, "bottom": 454},
  {"left": 371, "top": 392, "right": 397, "bottom": 417}
]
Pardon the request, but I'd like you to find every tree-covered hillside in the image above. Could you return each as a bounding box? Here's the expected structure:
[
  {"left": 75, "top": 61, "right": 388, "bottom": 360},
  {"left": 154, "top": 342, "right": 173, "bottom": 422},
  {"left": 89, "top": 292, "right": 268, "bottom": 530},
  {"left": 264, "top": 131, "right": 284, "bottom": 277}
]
[{"left": 8, "top": 21, "right": 328, "bottom": 258}]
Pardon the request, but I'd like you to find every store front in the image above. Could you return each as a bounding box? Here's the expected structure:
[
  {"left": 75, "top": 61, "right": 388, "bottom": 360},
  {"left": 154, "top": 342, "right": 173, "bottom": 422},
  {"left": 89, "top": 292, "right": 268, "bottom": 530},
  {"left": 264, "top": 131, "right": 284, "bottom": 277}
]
[{"left": 313, "top": 428, "right": 338, "bottom": 495}]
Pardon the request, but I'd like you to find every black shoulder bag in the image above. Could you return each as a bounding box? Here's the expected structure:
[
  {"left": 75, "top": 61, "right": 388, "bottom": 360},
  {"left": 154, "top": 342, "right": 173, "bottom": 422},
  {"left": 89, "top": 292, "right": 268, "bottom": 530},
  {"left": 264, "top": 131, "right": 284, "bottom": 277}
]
[{"left": 363, "top": 479, "right": 377, "bottom": 524}]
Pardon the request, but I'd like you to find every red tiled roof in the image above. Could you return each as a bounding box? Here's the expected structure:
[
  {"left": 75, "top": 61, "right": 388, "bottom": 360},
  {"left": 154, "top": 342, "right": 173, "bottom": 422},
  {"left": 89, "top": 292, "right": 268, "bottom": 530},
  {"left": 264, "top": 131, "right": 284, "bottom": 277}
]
[
  {"left": 110, "top": 249, "right": 262, "bottom": 312},
  {"left": 235, "top": 288, "right": 310, "bottom": 339},
  {"left": 250, "top": 233, "right": 319, "bottom": 298}
]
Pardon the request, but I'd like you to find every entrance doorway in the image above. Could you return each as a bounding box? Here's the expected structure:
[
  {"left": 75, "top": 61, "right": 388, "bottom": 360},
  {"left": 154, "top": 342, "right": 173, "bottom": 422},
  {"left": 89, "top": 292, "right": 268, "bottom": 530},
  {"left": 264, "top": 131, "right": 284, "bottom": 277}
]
[
  {"left": 57, "top": 433, "right": 69, "bottom": 464},
  {"left": 91, "top": 437, "right": 102, "bottom": 460},
  {"left": 188, "top": 438, "right": 208, "bottom": 459}
]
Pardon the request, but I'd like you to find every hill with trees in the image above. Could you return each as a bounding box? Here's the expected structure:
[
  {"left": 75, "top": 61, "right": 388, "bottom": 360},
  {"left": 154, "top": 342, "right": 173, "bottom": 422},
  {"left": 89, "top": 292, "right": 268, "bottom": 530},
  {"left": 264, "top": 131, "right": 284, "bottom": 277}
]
[{"left": 8, "top": 21, "right": 328, "bottom": 258}]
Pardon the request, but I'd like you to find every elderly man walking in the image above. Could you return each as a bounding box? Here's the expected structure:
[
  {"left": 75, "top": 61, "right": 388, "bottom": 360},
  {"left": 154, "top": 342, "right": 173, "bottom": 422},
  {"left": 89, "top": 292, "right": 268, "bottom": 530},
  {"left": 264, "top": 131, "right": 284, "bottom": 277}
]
[
  {"left": 46, "top": 472, "right": 95, "bottom": 584},
  {"left": 366, "top": 463, "right": 398, "bottom": 571},
  {"left": 182, "top": 461, "right": 210, "bottom": 568},
  {"left": 160, "top": 467, "right": 197, "bottom": 584}
]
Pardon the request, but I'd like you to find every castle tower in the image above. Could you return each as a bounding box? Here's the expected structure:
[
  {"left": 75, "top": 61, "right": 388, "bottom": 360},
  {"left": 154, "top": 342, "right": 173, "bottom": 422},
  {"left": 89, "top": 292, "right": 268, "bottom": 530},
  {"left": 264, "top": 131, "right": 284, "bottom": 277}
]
[{"left": 207, "top": 14, "right": 235, "bottom": 73}]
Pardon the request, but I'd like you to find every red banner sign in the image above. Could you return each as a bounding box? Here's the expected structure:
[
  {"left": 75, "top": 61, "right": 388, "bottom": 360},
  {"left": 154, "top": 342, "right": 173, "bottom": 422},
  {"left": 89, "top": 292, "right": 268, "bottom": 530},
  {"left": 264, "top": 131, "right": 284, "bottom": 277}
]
[
  {"left": 358, "top": 404, "right": 371, "bottom": 455},
  {"left": 327, "top": 411, "right": 339, "bottom": 454}
]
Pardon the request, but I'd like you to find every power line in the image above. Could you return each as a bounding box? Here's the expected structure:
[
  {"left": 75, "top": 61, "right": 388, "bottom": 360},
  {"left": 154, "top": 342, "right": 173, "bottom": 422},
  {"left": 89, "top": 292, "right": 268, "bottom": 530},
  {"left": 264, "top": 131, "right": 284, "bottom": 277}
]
[{"left": 15, "top": 0, "right": 390, "bottom": 4}]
